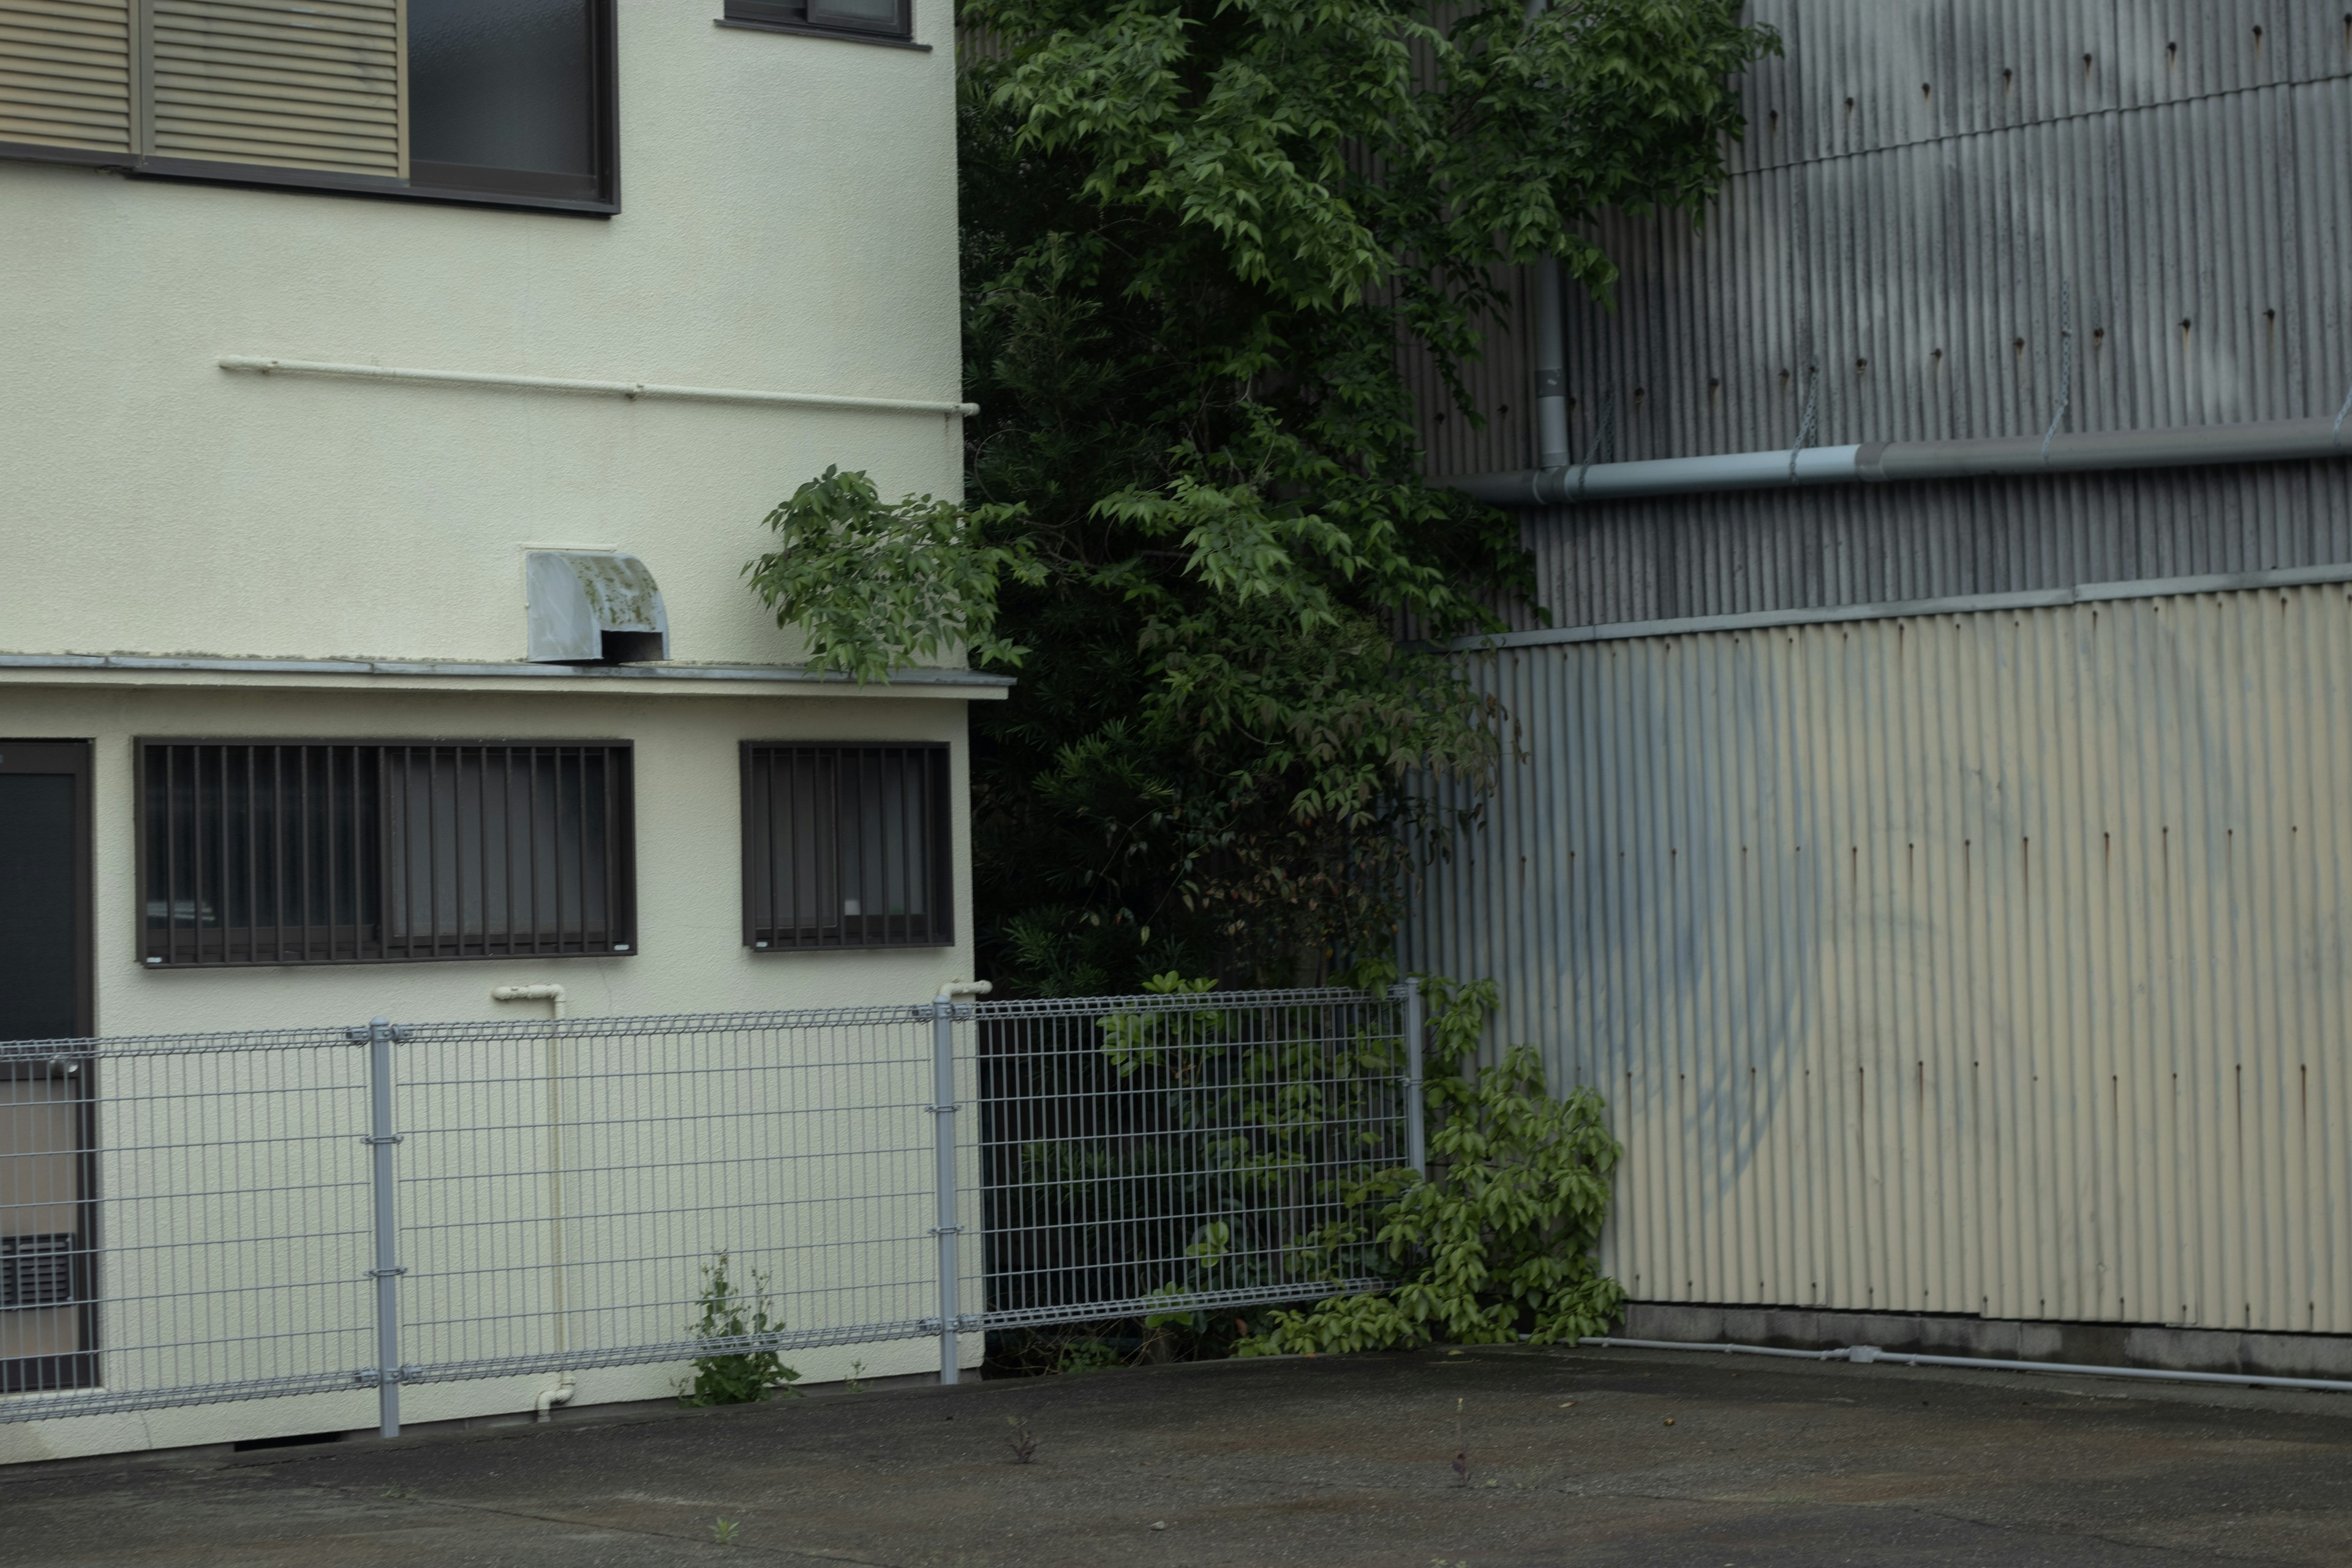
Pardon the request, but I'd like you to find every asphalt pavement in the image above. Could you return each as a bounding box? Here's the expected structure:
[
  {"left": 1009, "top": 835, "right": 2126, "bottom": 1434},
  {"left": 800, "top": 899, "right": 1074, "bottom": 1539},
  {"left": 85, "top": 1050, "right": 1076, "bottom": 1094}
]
[{"left": 4, "top": 1343, "right": 2349, "bottom": 1565}]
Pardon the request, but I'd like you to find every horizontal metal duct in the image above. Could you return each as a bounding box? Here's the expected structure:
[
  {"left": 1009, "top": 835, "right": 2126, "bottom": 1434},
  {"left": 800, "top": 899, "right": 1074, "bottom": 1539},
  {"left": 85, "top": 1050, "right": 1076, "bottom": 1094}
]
[{"left": 1442, "top": 414, "right": 2352, "bottom": 506}]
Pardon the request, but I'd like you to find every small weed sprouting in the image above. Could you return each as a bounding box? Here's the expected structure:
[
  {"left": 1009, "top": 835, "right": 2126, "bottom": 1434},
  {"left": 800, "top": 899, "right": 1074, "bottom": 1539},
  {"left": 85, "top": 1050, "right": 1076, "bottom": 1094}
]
[
  {"left": 709, "top": 1518, "right": 741, "bottom": 1545},
  {"left": 1053, "top": 1338, "right": 1123, "bottom": 1375},
  {"left": 1005, "top": 1416, "right": 1039, "bottom": 1464},
  {"left": 677, "top": 1250, "right": 802, "bottom": 1407},
  {"left": 844, "top": 1359, "right": 867, "bottom": 1393}
]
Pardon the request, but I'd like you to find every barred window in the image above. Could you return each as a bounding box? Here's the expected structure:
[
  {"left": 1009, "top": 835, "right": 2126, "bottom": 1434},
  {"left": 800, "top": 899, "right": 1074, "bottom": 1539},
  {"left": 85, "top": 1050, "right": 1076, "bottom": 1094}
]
[
  {"left": 741, "top": 744, "right": 950, "bottom": 950},
  {"left": 139, "top": 742, "right": 635, "bottom": 967}
]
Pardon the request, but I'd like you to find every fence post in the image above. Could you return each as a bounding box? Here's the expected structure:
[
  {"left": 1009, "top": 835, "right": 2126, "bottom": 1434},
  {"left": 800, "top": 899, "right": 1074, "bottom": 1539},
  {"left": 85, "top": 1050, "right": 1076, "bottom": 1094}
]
[
  {"left": 362, "top": 1016, "right": 406, "bottom": 1438},
  {"left": 1398, "top": 979, "right": 1427, "bottom": 1179},
  {"left": 929, "top": 997, "right": 962, "bottom": 1385}
]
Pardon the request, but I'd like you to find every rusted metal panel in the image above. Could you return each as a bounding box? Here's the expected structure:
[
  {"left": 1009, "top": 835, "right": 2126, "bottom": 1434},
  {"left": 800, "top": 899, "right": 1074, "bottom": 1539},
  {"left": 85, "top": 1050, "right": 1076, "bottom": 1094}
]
[{"left": 1408, "top": 578, "right": 2352, "bottom": 1334}]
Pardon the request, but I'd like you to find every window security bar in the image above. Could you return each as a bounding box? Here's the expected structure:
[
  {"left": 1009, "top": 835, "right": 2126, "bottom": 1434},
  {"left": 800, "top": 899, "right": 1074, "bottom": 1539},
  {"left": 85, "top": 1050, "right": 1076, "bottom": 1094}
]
[
  {"left": 137, "top": 740, "right": 637, "bottom": 967},
  {"left": 742, "top": 744, "right": 952, "bottom": 951},
  {"left": 0, "top": 985, "right": 1421, "bottom": 1436}
]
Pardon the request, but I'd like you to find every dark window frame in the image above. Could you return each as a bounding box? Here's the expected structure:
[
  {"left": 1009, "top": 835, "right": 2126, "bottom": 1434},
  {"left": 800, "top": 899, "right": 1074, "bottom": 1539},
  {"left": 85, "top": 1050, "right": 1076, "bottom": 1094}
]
[
  {"left": 135, "top": 739, "right": 638, "bottom": 969},
  {"left": 0, "top": 742, "right": 93, "bottom": 1039},
  {"left": 717, "top": 0, "right": 923, "bottom": 48},
  {"left": 741, "top": 742, "right": 953, "bottom": 952},
  {"left": 405, "top": 0, "right": 623, "bottom": 210},
  {"left": 0, "top": 739, "right": 99, "bottom": 1394}
]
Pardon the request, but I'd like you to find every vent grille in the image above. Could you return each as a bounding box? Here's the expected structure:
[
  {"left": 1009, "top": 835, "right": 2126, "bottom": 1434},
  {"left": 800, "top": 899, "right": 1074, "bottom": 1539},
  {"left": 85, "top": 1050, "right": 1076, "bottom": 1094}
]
[
  {"left": 148, "top": 0, "right": 402, "bottom": 176},
  {"left": 1, "top": 1234, "right": 77, "bottom": 1310},
  {"left": 0, "top": 0, "right": 133, "bottom": 154}
]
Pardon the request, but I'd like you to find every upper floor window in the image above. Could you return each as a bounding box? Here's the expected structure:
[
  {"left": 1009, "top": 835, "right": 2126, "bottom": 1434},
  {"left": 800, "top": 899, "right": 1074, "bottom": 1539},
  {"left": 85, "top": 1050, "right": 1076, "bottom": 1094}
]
[
  {"left": 0, "top": 1, "right": 618, "bottom": 214},
  {"left": 721, "top": 1, "right": 914, "bottom": 45},
  {"left": 410, "top": 0, "right": 615, "bottom": 205}
]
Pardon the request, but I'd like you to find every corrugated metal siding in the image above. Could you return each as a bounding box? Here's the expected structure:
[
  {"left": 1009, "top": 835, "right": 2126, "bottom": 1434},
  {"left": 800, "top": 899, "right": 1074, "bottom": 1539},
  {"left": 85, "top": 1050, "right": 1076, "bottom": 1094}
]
[
  {"left": 148, "top": 0, "right": 404, "bottom": 177},
  {"left": 1408, "top": 582, "right": 2352, "bottom": 1334},
  {"left": 1528, "top": 459, "right": 2352, "bottom": 632},
  {"left": 1433, "top": 2, "right": 2352, "bottom": 631},
  {"left": 0, "top": 0, "right": 132, "bottom": 154}
]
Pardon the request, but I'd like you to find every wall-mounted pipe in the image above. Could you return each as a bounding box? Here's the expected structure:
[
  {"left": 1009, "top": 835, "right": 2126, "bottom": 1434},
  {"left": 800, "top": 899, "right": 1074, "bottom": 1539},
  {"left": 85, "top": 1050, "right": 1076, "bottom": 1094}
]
[
  {"left": 1524, "top": 0, "right": 1571, "bottom": 472},
  {"left": 492, "top": 986, "right": 575, "bottom": 1422},
  {"left": 220, "top": 356, "right": 979, "bottom": 418},
  {"left": 1444, "top": 415, "right": 2352, "bottom": 507}
]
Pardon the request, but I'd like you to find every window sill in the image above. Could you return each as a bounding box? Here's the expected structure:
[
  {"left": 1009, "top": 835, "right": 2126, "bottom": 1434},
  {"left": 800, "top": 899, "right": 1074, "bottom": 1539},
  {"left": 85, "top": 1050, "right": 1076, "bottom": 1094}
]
[
  {"left": 126, "top": 155, "right": 619, "bottom": 217},
  {"left": 714, "top": 17, "right": 929, "bottom": 50}
]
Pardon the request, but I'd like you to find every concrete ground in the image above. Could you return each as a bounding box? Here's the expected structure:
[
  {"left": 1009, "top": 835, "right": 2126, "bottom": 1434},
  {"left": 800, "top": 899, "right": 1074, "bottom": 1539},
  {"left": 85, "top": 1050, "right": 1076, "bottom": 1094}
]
[{"left": 4, "top": 1344, "right": 2350, "bottom": 1566}]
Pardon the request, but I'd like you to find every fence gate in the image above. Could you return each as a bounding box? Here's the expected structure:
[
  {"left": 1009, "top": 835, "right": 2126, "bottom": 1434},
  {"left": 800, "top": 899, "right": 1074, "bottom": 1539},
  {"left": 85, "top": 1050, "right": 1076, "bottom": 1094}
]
[{"left": 0, "top": 986, "right": 1420, "bottom": 1437}]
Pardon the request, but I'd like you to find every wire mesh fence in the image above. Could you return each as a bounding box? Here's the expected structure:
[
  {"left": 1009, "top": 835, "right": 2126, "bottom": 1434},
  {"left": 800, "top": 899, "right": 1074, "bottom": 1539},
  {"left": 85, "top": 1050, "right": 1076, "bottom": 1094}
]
[
  {"left": 976, "top": 989, "right": 1415, "bottom": 1330},
  {"left": 0, "top": 986, "right": 1417, "bottom": 1434}
]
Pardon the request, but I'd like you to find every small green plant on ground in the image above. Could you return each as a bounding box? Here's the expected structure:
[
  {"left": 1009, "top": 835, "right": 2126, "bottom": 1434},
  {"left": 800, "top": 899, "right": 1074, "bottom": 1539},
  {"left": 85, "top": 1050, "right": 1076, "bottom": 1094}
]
[
  {"left": 678, "top": 1250, "right": 802, "bottom": 1406},
  {"left": 1237, "top": 976, "right": 1626, "bottom": 1354},
  {"left": 709, "top": 1518, "right": 741, "bottom": 1545},
  {"left": 1050, "top": 1338, "right": 1125, "bottom": 1375}
]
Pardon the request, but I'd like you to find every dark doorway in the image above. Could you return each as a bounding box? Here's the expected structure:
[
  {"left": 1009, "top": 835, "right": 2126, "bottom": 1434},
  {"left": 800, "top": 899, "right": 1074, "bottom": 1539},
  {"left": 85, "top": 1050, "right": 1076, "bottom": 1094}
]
[{"left": 0, "top": 740, "right": 96, "bottom": 1390}]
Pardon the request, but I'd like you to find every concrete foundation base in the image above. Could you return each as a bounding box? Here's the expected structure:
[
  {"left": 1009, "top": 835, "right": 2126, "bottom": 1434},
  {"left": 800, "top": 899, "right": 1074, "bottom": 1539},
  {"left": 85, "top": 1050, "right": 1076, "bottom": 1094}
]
[{"left": 1621, "top": 1301, "right": 2352, "bottom": 1381}]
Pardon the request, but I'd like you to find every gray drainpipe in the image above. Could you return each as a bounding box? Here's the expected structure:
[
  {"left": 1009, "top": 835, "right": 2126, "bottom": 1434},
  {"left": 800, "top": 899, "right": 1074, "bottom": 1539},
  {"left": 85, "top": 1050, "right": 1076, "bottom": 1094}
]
[
  {"left": 1526, "top": 0, "right": 1572, "bottom": 472},
  {"left": 1442, "top": 415, "right": 2352, "bottom": 507}
]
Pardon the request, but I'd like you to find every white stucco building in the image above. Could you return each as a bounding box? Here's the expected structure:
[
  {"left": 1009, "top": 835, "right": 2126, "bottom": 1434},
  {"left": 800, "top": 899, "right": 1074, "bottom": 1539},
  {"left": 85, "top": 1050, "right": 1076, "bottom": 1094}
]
[{"left": 0, "top": 0, "right": 992, "bottom": 1455}]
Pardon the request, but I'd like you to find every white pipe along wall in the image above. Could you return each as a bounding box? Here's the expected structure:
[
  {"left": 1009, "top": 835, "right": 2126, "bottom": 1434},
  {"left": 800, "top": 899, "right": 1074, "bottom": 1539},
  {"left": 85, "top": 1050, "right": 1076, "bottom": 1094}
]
[{"left": 492, "top": 986, "right": 577, "bottom": 1423}]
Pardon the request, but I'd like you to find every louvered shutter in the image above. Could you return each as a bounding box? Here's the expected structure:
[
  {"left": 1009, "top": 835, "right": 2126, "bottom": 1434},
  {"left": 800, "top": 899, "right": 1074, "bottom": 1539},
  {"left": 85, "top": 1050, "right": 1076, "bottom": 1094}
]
[
  {"left": 0, "top": 1, "right": 135, "bottom": 156},
  {"left": 147, "top": 0, "right": 403, "bottom": 178}
]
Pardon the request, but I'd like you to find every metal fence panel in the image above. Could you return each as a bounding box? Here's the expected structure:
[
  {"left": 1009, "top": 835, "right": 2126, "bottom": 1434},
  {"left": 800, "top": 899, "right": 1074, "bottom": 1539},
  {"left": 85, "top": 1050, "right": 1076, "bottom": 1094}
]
[
  {"left": 0, "top": 1028, "right": 372, "bottom": 1423},
  {"left": 393, "top": 1007, "right": 943, "bottom": 1390},
  {"left": 973, "top": 989, "right": 1413, "bottom": 1332},
  {"left": 0, "top": 987, "right": 1411, "bottom": 1433}
]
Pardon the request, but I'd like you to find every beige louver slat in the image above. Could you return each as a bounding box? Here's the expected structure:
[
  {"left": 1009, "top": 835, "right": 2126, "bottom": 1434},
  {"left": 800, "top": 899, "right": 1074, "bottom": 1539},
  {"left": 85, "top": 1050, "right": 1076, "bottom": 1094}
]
[
  {"left": 148, "top": 0, "right": 402, "bottom": 178},
  {"left": 0, "top": 1, "right": 134, "bottom": 154}
]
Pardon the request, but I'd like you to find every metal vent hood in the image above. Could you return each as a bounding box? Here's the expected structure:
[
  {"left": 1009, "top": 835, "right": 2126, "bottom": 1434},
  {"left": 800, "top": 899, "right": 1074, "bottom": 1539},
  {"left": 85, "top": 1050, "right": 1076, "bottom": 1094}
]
[{"left": 525, "top": 551, "right": 669, "bottom": 663}]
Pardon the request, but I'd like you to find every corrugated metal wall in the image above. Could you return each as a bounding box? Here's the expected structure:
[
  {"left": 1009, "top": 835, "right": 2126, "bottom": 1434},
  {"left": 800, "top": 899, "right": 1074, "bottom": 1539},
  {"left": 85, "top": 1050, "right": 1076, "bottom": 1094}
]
[
  {"left": 1408, "top": 578, "right": 2352, "bottom": 1335},
  {"left": 1421, "top": 1, "right": 2352, "bottom": 631}
]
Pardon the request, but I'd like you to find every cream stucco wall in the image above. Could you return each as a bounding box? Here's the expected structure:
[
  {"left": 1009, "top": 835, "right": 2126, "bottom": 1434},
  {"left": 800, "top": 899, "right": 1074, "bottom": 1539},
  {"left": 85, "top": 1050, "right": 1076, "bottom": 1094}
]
[
  {"left": 0, "top": 680, "right": 978, "bottom": 1028},
  {"left": 0, "top": 6, "right": 992, "bottom": 1455},
  {"left": 0, "top": 679, "right": 983, "bottom": 1466},
  {"left": 0, "top": 0, "right": 964, "bottom": 666}
]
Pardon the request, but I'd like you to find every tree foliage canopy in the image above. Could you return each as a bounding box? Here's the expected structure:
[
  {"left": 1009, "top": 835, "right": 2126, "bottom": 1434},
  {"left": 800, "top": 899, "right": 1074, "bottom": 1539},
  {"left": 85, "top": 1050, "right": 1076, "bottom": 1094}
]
[{"left": 747, "top": 0, "right": 1775, "bottom": 993}]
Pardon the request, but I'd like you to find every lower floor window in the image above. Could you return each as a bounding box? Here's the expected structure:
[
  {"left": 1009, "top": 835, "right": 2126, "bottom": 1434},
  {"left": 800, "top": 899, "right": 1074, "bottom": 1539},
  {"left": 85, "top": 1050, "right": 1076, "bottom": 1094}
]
[
  {"left": 742, "top": 742, "right": 950, "bottom": 949},
  {"left": 139, "top": 741, "right": 636, "bottom": 965}
]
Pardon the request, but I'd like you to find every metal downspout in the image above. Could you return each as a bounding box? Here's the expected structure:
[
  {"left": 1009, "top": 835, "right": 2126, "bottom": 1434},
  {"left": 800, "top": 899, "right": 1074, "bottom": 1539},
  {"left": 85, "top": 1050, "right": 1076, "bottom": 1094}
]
[{"left": 1526, "top": 0, "right": 1571, "bottom": 473}]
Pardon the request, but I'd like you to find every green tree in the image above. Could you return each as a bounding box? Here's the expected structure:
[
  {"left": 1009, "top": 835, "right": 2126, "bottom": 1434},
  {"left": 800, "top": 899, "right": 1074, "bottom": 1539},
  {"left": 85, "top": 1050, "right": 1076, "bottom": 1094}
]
[{"left": 747, "top": 0, "right": 1775, "bottom": 993}]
